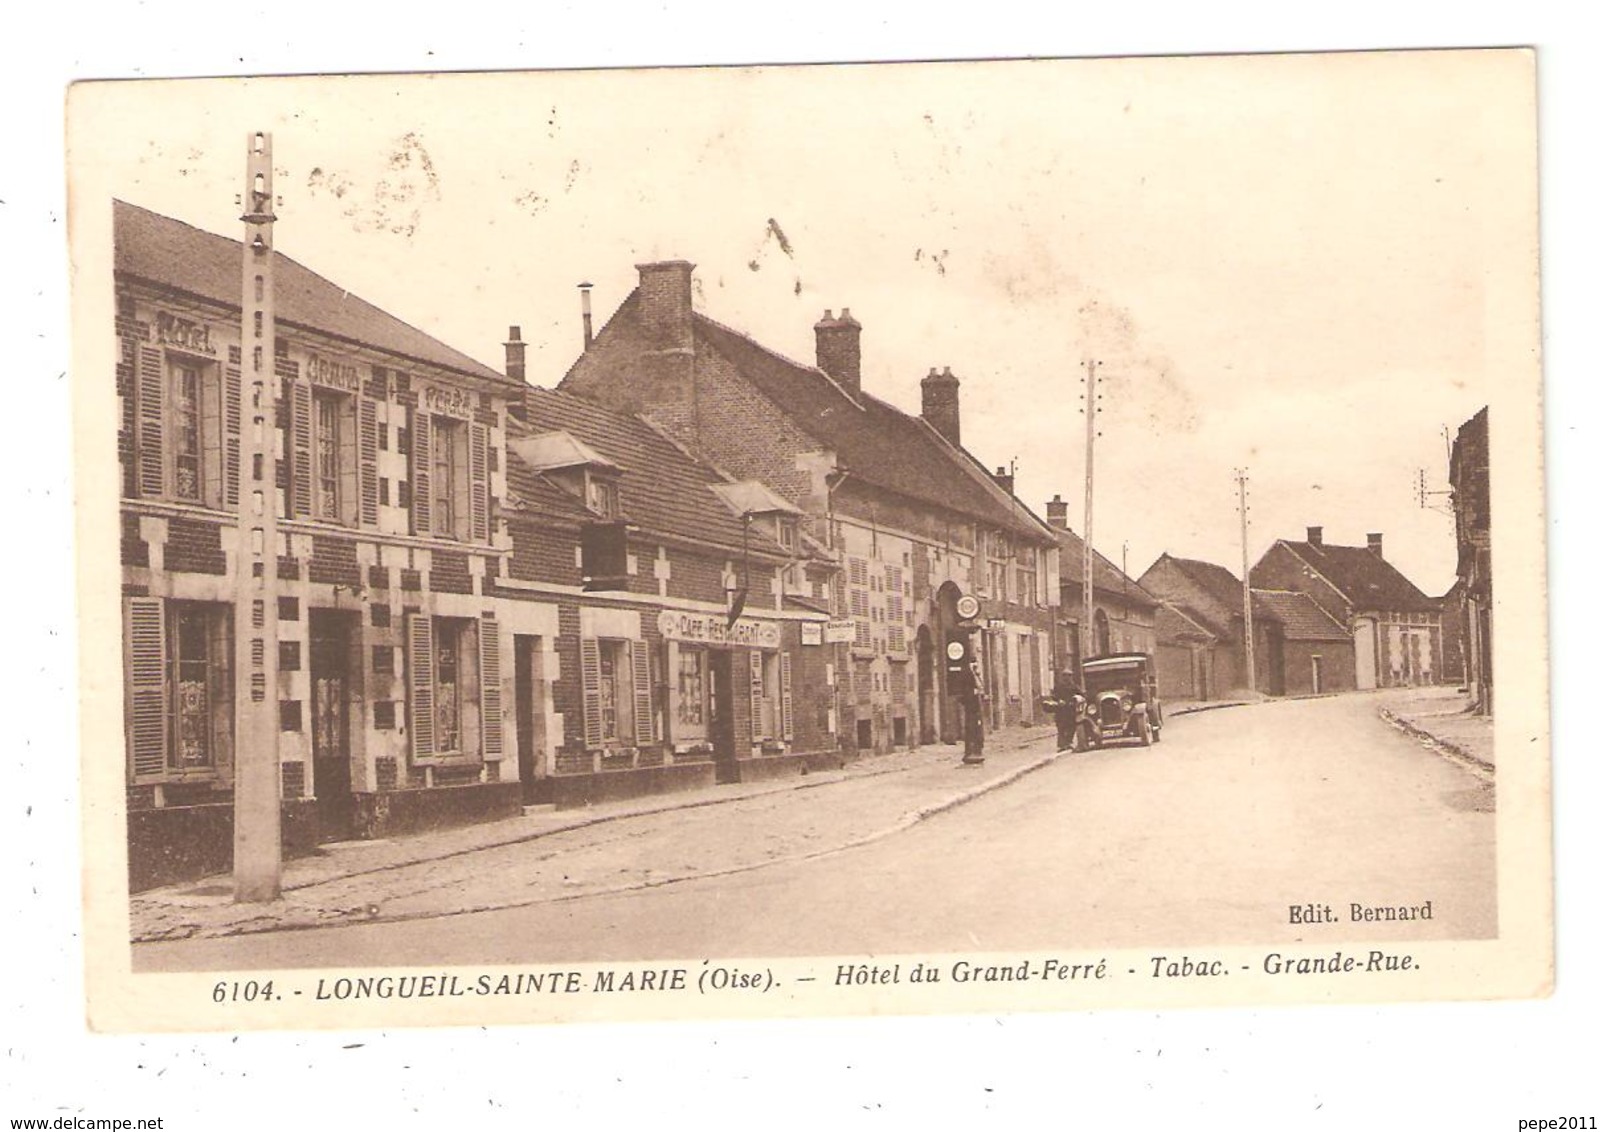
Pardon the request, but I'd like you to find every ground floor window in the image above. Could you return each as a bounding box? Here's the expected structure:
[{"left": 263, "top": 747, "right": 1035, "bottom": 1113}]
[
  {"left": 676, "top": 647, "right": 708, "bottom": 738},
  {"left": 581, "top": 637, "right": 651, "bottom": 749},
  {"left": 124, "top": 597, "right": 233, "bottom": 781},
  {"left": 407, "top": 613, "right": 488, "bottom": 763}
]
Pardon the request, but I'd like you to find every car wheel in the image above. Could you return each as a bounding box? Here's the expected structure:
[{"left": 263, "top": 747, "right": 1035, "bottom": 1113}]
[{"left": 1152, "top": 723, "right": 1162, "bottom": 744}]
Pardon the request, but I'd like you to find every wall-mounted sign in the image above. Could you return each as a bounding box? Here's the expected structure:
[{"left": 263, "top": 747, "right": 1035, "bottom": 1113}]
[
  {"left": 801, "top": 622, "right": 824, "bottom": 646},
  {"left": 658, "top": 610, "right": 782, "bottom": 650},
  {"left": 307, "top": 353, "right": 362, "bottom": 392},
  {"left": 955, "top": 593, "right": 981, "bottom": 620},
  {"left": 153, "top": 311, "right": 216, "bottom": 355},
  {"left": 420, "top": 382, "right": 478, "bottom": 420},
  {"left": 823, "top": 619, "right": 857, "bottom": 644}
]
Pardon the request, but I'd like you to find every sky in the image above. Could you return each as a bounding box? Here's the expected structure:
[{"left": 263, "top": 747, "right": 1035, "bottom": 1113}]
[{"left": 71, "top": 51, "right": 1531, "bottom": 594}]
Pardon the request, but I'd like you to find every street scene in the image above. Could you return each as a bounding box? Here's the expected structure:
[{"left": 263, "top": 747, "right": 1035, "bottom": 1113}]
[
  {"left": 133, "top": 689, "right": 1494, "bottom": 971},
  {"left": 73, "top": 53, "right": 1538, "bottom": 1012}
]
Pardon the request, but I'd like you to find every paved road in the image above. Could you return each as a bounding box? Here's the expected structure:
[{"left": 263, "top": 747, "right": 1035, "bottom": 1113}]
[{"left": 136, "top": 693, "right": 1495, "bottom": 970}]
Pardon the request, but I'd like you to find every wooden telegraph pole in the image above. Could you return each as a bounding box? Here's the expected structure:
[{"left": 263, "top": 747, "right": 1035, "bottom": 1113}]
[
  {"left": 233, "top": 131, "right": 283, "bottom": 902},
  {"left": 1235, "top": 466, "right": 1257, "bottom": 696}
]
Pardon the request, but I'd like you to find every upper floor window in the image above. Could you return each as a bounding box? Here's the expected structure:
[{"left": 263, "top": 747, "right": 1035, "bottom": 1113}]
[
  {"left": 432, "top": 417, "right": 468, "bottom": 539},
  {"left": 314, "top": 392, "right": 344, "bottom": 521},
  {"left": 776, "top": 517, "right": 798, "bottom": 552},
  {"left": 172, "top": 362, "right": 205, "bottom": 502}
]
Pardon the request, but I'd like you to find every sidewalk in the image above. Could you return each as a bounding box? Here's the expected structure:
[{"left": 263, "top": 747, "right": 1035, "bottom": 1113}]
[
  {"left": 131, "top": 724, "right": 1061, "bottom": 943},
  {"left": 1374, "top": 686, "right": 1495, "bottom": 775}
]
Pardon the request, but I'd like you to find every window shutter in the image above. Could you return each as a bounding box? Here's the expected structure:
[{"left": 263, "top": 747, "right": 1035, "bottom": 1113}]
[
  {"left": 407, "top": 613, "right": 435, "bottom": 762},
  {"left": 136, "top": 345, "right": 164, "bottom": 498},
  {"left": 780, "top": 653, "right": 794, "bottom": 741},
  {"left": 224, "top": 358, "right": 242, "bottom": 508},
  {"left": 469, "top": 422, "right": 489, "bottom": 543},
  {"left": 631, "top": 639, "right": 653, "bottom": 746},
  {"left": 479, "top": 614, "right": 503, "bottom": 759},
  {"left": 291, "top": 381, "right": 313, "bottom": 518},
  {"left": 124, "top": 597, "right": 168, "bottom": 782},
  {"left": 358, "top": 398, "right": 379, "bottom": 526},
  {"left": 580, "top": 637, "right": 603, "bottom": 749},
  {"left": 749, "top": 649, "right": 764, "bottom": 742},
  {"left": 411, "top": 411, "right": 432, "bottom": 536}
]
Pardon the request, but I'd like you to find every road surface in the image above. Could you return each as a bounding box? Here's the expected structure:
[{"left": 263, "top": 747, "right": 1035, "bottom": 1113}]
[{"left": 135, "top": 693, "right": 1496, "bottom": 970}]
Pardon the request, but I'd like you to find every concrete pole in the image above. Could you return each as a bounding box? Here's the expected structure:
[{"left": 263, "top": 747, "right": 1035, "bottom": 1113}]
[
  {"left": 1082, "top": 358, "right": 1098, "bottom": 664},
  {"left": 233, "top": 131, "right": 283, "bottom": 902}
]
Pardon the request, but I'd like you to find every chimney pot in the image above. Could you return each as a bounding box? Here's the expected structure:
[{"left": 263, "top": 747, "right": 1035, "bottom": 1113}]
[{"left": 504, "top": 324, "right": 528, "bottom": 384}]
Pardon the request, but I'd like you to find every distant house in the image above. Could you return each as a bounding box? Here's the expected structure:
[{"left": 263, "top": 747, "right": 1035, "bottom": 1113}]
[
  {"left": 1449, "top": 407, "right": 1491, "bottom": 712},
  {"left": 1042, "top": 494, "right": 1158, "bottom": 669},
  {"left": 1138, "top": 554, "right": 1280, "bottom": 696},
  {"left": 1250, "top": 588, "right": 1356, "bottom": 696},
  {"left": 1249, "top": 527, "right": 1443, "bottom": 689}
]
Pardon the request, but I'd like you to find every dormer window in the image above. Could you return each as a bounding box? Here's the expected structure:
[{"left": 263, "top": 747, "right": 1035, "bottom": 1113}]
[
  {"left": 587, "top": 474, "right": 621, "bottom": 519},
  {"left": 776, "top": 516, "right": 798, "bottom": 552}
]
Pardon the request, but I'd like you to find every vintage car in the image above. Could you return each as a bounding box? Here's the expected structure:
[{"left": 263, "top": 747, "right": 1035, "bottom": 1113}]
[{"left": 1079, "top": 653, "right": 1163, "bottom": 747}]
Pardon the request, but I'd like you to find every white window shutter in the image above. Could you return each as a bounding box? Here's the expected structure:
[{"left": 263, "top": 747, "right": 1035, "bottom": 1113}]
[
  {"left": 631, "top": 639, "right": 653, "bottom": 746},
  {"left": 125, "top": 597, "right": 168, "bottom": 782},
  {"left": 469, "top": 422, "right": 490, "bottom": 543},
  {"left": 136, "top": 346, "right": 164, "bottom": 498},
  {"left": 780, "top": 652, "right": 794, "bottom": 741},
  {"left": 479, "top": 614, "right": 503, "bottom": 759},
  {"left": 749, "top": 649, "right": 764, "bottom": 743},
  {"left": 290, "top": 379, "right": 312, "bottom": 518},
  {"left": 358, "top": 397, "right": 379, "bottom": 526},
  {"left": 411, "top": 411, "right": 432, "bottom": 535},
  {"left": 407, "top": 613, "right": 435, "bottom": 762},
  {"left": 580, "top": 637, "right": 602, "bottom": 749}
]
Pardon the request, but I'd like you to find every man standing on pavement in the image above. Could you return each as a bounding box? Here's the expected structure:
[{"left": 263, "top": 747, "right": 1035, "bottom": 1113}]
[{"left": 1045, "top": 669, "right": 1087, "bottom": 752}]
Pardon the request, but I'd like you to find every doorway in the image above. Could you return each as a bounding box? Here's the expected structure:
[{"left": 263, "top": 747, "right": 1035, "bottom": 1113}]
[
  {"left": 309, "top": 610, "right": 355, "bottom": 842},
  {"left": 708, "top": 650, "right": 737, "bottom": 783},
  {"left": 514, "top": 635, "right": 546, "bottom": 804}
]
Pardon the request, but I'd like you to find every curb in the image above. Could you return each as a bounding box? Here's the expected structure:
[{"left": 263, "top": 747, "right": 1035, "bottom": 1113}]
[
  {"left": 133, "top": 744, "right": 1068, "bottom": 944},
  {"left": 1377, "top": 707, "right": 1495, "bottom": 780}
]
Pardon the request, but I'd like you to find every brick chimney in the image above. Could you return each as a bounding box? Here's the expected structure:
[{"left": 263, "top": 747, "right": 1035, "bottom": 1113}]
[
  {"left": 1367, "top": 532, "right": 1383, "bottom": 557},
  {"left": 504, "top": 325, "right": 526, "bottom": 383},
  {"left": 504, "top": 325, "right": 527, "bottom": 421},
  {"left": 993, "top": 466, "right": 1015, "bottom": 496},
  {"left": 814, "top": 308, "right": 862, "bottom": 399},
  {"left": 635, "top": 260, "right": 695, "bottom": 350},
  {"left": 1306, "top": 526, "right": 1324, "bottom": 546},
  {"left": 921, "top": 366, "right": 961, "bottom": 447},
  {"left": 1046, "top": 494, "right": 1069, "bottom": 529}
]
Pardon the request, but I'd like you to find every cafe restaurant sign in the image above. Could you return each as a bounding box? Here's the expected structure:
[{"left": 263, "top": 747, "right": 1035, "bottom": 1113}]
[{"left": 657, "top": 610, "right": 782, "bottom": 650}]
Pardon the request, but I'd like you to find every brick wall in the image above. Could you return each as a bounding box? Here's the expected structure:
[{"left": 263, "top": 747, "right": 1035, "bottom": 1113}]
[
  {"left": 307, "top": 535, "right": 360, "bottom": 588},
  {"left": 430, "top": 549, "right": 474, "bottom": 595},
  {"left": 165, "top": 517, "right": 227, "bottom": 576},
  {"left": 507, "top": 522, "right": 581, "bottom": 586}
]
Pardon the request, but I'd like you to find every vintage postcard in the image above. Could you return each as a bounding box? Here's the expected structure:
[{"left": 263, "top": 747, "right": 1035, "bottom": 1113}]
[{"left": 69, "top": 49, "right": 1549, "bottom": 1033}]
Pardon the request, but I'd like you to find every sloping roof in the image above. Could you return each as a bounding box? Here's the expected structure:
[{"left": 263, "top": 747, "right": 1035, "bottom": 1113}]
[
  {"left": 113, "top": 199, "right": 507, "bottom": 384},
  {"left": 509, "top": 430, "right": 620, "bottom": 474},
  {"left": 1273, "top": 539, "right": 1440, "bottom": 613},
  {"left": 502, "top": 421, "right": 597, "bottom": 524},
  {"left": 1050, "top": 524, "right": 1159, "bottom": 609},
  {"left": 1155, "top": 602, "right": 1218, "bottom": 644},
  {"left": 519, "top": 388, "right": 786, "bottom": 556},
  {"left": 688, "top": 308, "right": 1050, "bottom": 543},
  {"left": 709, "top": 480, "right": 803, "bottom": 517},
  {"left": 1250, "top": 589, "right": 1352, "bottom": 641},
  {"left": 1145, "top": 553, "right": 1296, "bottom": 635}
]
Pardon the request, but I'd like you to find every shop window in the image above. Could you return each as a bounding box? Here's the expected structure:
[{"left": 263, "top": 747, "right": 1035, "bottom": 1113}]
[{"left": 677, "top": 648, "right": 708, "bottom": 734}]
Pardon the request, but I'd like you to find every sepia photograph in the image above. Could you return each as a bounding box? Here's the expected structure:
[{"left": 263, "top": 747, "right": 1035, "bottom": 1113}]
[{"left": 67, "top": 48, "right": 1550, "bottom": 1032}]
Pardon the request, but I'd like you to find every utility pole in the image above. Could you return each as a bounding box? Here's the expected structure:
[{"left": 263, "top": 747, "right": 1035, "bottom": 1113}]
[
  {"left": 233, "top": 131, "right": 283, "bottom": 902},
  {"left": 1234, "top": 467, "right": 1256, "bottom": 696},
  {"left": 1081, "top": 358, "right": 1100, "bottom": 663}
]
